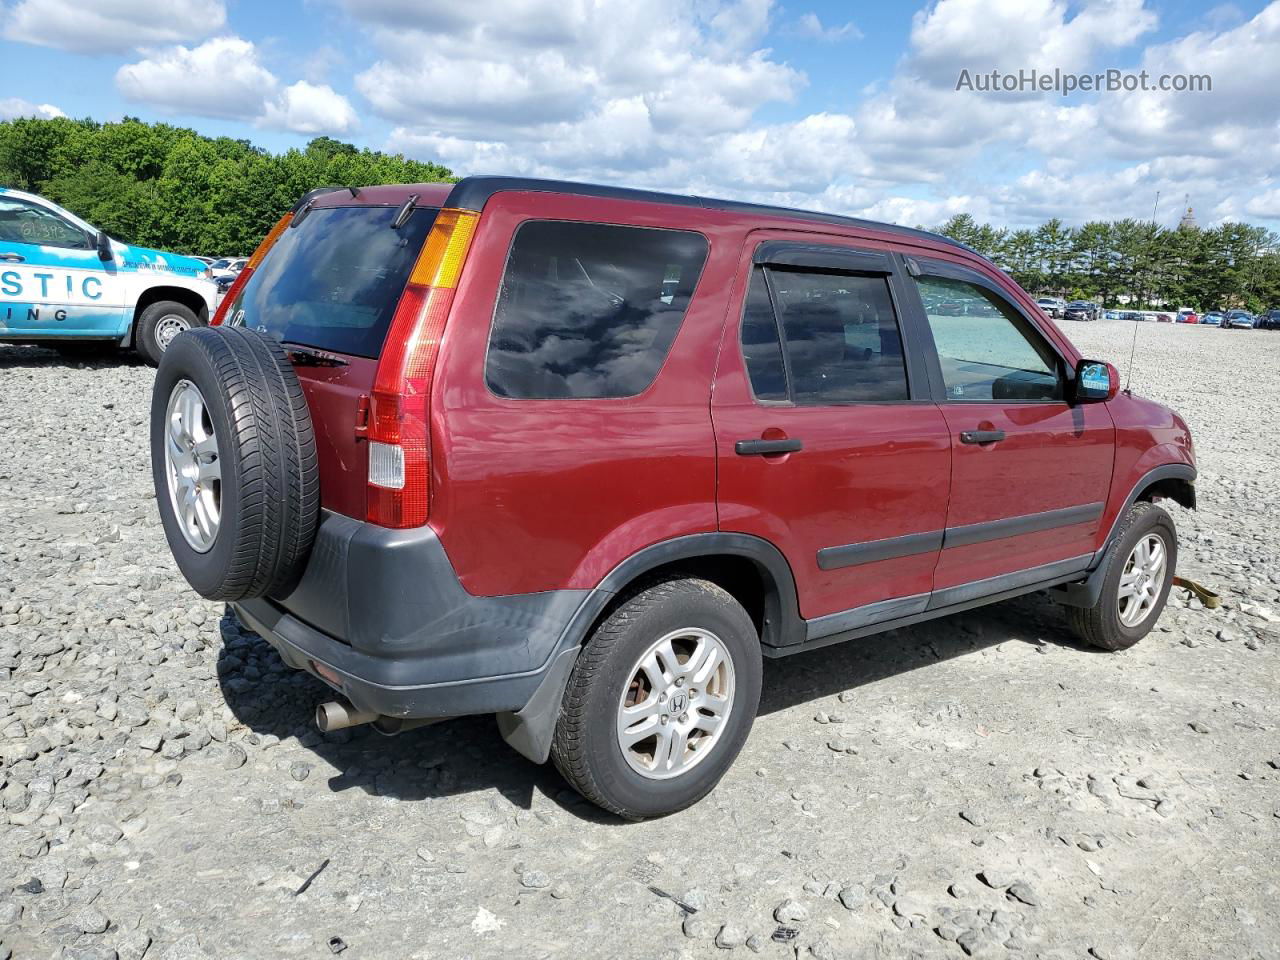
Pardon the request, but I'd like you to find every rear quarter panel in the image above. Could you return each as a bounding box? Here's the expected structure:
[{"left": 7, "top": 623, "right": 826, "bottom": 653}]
[{"left": 429, "top": 192, "right": 746, "bottom": 596}]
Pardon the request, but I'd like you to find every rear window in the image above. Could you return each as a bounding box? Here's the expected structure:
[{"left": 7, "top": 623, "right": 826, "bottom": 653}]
[
  {"left": 485, "top": 220, "right": 709, "bottom": 399},
  {"left": 227, "top": 205, "right": 437, "bottom": 358}
]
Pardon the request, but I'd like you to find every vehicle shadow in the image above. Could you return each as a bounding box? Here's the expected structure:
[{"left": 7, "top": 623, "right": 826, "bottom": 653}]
[
  {"left": 216, "top": 593, "right": 1086, "bottom": 820},
  {"left": 0, "top": 344, "right": 147, "bottom": 369}
]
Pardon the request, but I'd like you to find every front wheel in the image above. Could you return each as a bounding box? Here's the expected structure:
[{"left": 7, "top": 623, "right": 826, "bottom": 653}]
[
  {"left": 551, "top": 577, "right": 762, "bottom": 819},
  {"left": 136, "top": 301, "right": 202, "bottom": 365},
  {"left": 1067, "top": 502, "right": 1177, "bottom": 650}
]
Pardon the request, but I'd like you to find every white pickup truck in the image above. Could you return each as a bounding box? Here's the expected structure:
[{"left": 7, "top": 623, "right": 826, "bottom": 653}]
[{"left": 0, "top": 187, "right": 218, "bottom": 363}]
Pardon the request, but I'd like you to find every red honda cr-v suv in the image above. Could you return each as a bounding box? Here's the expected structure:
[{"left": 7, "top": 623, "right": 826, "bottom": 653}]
[{"left": 151, "top": 176, "right": 1196, "bottom": 818}]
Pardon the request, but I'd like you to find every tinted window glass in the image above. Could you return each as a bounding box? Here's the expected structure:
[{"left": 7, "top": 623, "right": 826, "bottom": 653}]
[
  {"left": 740, "top": 268, "right": 787, "bottom": 401},
  {"left": 486, "top": 221, "right": 708, "bottom": 399},
  {"left": 0, "top": 197, "right": 88, "bottom": 249},
  {"left": 915, "top": 275, "right": 1062, "bottom": 401},
  {"left": 227, "top": 205, "right": 438, "bottom": 358},
  {"left": 766, "top": 268, "right": 909, "bottom": 403}
]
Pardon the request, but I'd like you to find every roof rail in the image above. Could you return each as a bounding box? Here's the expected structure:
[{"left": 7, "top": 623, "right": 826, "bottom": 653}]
[{"left": 442, "top": 175, "right": 976, "bottom": 254}]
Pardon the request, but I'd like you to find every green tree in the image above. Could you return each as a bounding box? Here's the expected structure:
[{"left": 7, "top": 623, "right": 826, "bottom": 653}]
[{"left": 0, "top": 117, "right": 455, "bottom": 256}]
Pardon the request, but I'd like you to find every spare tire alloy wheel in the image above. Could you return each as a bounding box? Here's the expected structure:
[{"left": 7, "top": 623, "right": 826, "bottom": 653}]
[
  {"left": 163, "top": 379, "right": 222, "bottom": 552},
  {"left": 151, "top": 326, "right": 319, "bottom": 601}
]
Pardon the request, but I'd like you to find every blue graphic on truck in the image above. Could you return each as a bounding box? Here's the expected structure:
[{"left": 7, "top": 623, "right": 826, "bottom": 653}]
[{"left": 0, "top": 187, "right": 218, "bottom": 362}]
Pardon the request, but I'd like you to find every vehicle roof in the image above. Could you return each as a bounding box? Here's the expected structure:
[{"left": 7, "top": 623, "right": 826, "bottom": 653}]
[{"left": 294, "top": 176, "right": 976, "bottom": 257}]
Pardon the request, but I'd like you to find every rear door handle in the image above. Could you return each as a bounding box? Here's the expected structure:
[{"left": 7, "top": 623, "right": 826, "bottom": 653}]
[
  {"left": 960, "top": 429, "right": 1006, "bottom": 444},
  {"left": 0, "top": 253, "right": 23, "bottom": 262},
  {"left": 736, "top": 437, "right": 803, "bottom": 456}
]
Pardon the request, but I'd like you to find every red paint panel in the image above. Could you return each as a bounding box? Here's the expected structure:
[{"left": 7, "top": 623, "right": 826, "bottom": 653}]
[
  {"left": 428, "top": 192, "right": 745, "bottom": 597},
  {"left": 294, "top": 356, "right": 378, "bottom": 521},
  {"left": 932, "top": 400, "right": 1115, "bottom": 588}
]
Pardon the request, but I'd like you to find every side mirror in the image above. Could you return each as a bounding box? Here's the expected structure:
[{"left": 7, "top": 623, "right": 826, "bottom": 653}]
[
  {"left": 96, "top": 231, "right": 113, "bottom": 261},
  {"left": 1073, "top": 359, "right": 1118, "bottom": 402}
]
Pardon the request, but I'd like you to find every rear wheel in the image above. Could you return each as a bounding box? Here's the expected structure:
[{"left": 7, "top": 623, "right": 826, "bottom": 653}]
[
  {"left": 1067, "top": 502, "right": 1177, "bottom": 651},
  {"left": 136, "top": 301, "right": 201, "bottom": 365},
  {"left": 551, "top": 577, "right": 762, "bottom": 819}
]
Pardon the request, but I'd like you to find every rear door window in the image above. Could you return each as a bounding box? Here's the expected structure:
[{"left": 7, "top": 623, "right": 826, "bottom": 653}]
[
  {"left": 227, "top": 205, "right": 437, "bottom": 358},
  {"left": 741, "top": 265, "right": 910, "bottom": 404},
  {"left": 485, "top": 220, "right": 709, "bottom": 399}
]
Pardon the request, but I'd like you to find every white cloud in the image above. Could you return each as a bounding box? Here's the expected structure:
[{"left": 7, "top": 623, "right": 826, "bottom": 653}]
[
  {"left": 116, "top": 38, "right": 276, "bottom": 120},
  {"left": 2, "top": 0, "right": 224, "bottom": 54},
  {"left": 260, "top": 82, "right": 360, "bottom": 136},
  {"left": 790, "top": 13, "right": 863, "bottom": 42},
  {"left": 116, "top": 38, "right": 359, "bottom": 136},
  {"left": 0, "top": 97, "right": 66, "bottom": 121},
  {"left": 351, "top": 0, "right": 801, "bottom": 142}
]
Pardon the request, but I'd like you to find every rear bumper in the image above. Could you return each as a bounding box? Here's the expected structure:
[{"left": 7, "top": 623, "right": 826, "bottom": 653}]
[{"left": 233, "top": 510, "right": 589, "bottom": 719}]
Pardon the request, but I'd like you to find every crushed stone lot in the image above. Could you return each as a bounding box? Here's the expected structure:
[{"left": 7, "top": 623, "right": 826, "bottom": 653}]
[{"left": 1, "top": 321, "right": 1278, "bottom": 960}]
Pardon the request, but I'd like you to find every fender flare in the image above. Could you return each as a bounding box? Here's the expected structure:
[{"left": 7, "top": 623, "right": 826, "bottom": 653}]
[{"left": 1056, "top": 463, "right": 1196, "bottom": 608}]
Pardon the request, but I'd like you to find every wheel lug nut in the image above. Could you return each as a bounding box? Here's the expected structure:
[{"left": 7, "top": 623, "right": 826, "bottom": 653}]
[
  {"left": 658, "top": 693, "right": 667, "bottom": 703},
  {"left": 660, "top": 715, "right": 669, "bottom": 724},
  {"left": 675, "top": 677, "right": 684, "bottom": 687},
  {"left": 679, "top": 713, "right": 688, "bottom": 723}
]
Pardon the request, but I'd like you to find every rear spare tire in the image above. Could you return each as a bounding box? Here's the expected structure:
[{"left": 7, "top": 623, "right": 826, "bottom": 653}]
[{"left": 150, "top": 326, "right": 319, "bottom": 600}]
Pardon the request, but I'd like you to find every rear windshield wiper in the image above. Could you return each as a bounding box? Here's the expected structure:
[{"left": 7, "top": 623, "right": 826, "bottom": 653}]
[
  {"left": 391, "top": 194, "right": 419, "bottom": 229},
  {"left": 283, "top": 343, "right": 349, "bottom": 367}
]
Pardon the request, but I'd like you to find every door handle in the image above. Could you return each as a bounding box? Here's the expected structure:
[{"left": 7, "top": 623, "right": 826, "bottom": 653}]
[
  {"left": 736, "top": 437, "right": 803, "bottom": 456},
  {"left": 960, "top": 429, "right": 1006, "bottom": 444},
  {"left": 0, "top": 253, "right": 23, "bottom": 262}
]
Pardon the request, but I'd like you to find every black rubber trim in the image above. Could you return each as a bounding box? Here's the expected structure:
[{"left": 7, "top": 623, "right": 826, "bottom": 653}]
[
  {"left": 943, "top": 502, "right": 1104, "bottom": 549},
  {"left": 753, "top": 241, "right": 892, "bottom": 273},
  {"left": 1091, "top": 464, "right": 1196, "bottom": 564},
  {"left": 559, "top": 531, "right": 805, "bottom": 650},
  {"left": 817, "top": 530, "right": 943, "bottom": 571},
  {"left": 927, "top": 554, "right": 1092, "bottom": 609},
  {"left": 772, "top": 554, "right": 1095, "bottom": 657},
  {"left": 805, "top": 592, "right": 929, "bottom": 641},
  {"left": 442, "top": 176, "right": 976, "bottom": 254}
]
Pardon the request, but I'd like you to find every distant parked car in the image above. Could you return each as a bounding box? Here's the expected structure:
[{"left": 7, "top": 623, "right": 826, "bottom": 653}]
[
  {"left": 1064, "top": 301, "right": 1097, "bottom": 322},
  {"left": 1121, "top": 311, "right": 1143, "bottom": 322},
  {"left": 209, "top": 257, "right": 247, "bottom": 280},
  {"left": 1201, "top": 312, "right": 1223, "bottom": 326},
  {"left": 1222, "top": 310, "right": 1255, "bottom": 329},
  {"left": 1155, "top": 313, "right": 1174, "bottom": 323},
  {"left": 1256, "top": 309, "right": 1280, "bottom": 330},
  {"left": 1176, "top": 308, "right": 1199, "bottom": 324},
  {"left": 1035, "top": 296, "right": 1064, "bottom": 319},
  {"left": 1104, "top": 310, "right": 1121, "bottom": 320}
]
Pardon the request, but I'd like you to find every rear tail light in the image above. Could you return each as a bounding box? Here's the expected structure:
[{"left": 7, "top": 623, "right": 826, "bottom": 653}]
[
  {"left": 366, "top": 208, "right": 479, "bottom": 528},
  {"left": 209, "top": 212, "right": 293, "bottom": 325}
]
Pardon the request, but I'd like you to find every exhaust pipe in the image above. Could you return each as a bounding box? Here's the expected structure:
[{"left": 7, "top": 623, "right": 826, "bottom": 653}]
[
  {"left": 316, "top": 700, "right": 379, "bottom": 732},
  {"left": 315, "top": 700, "right": 447, "bottom": 736}
]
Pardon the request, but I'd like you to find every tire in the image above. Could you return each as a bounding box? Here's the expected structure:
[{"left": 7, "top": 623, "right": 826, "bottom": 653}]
[
  {"left": 1067, "top": 502, "right": 1177, "bottom": 651},
  {"left": 136, "top": 301, "right": 202, "bottom": 365},
  {"left": 150, "top": 325, "right": 319, "bottom": 601},
  {"left": 551, "top": 576, "right": 763, "bottom": 819}
]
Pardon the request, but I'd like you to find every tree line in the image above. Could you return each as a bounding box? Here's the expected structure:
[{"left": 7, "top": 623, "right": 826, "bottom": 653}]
[
  {"left": 0, "top": 117, "right": 455, "bottom": 257},
  {"left": 3, "top": 117, "right": 1278, "bottom": 311},
  {"left": 933, "top": 213, "right": 1280, "bottom": 312}
]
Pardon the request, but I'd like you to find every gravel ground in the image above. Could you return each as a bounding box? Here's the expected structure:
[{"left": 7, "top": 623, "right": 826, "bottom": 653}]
[{"left": 1, "top": 321, "right": 1277, "bottom": 960}]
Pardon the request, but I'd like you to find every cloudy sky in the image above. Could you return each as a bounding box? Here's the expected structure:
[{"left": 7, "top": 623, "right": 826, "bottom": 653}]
[{"left": 2, "top": 0, "right": 1278, "bottom": 229}]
